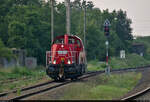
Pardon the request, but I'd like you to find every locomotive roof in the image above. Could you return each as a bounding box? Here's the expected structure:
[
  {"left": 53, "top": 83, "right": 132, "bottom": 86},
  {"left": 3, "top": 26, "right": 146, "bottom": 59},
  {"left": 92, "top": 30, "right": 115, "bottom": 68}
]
[
  {"left": 54, "top": 34, "right": 82, "bottom": 41},
  {"left": 52, "top": 34, "right": 84, "bottom": 49}
]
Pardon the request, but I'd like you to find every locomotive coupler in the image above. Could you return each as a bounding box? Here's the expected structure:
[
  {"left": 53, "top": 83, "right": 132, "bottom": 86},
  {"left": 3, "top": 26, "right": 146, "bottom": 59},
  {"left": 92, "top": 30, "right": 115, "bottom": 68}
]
[{"left": 59, "top": 58, "right": 65, "bottom": 79}]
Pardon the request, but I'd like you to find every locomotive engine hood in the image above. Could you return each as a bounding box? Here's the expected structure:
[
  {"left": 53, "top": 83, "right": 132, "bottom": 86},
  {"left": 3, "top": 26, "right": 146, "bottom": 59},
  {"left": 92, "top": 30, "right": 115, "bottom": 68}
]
[{"left": 51, "top": 34, "right": 74, "bottom": 65}]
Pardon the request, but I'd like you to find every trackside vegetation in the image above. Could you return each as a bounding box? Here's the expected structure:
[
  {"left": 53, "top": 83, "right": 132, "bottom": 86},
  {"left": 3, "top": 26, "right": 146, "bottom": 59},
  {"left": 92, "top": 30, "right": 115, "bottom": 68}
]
[
  {"left": 0, "top": 39, "right": 14, "bottom": 60},
  {"left": 88, "top": 54, "right": 150, "bottom": 71},
  {"left": 0, "top": 66, "right": 49, "bottom": 93},
  {"left": 61, "top": 72, "right": 141, "bottom": 100},
  {"left": 133, "top": 36, "right": 150, "bottom": 61},
  {"left": 87, "top": 60, "right": 106, "bottom": 71},
  {"left": 110, "top": 54, "right": 150, "bottom": 69}
]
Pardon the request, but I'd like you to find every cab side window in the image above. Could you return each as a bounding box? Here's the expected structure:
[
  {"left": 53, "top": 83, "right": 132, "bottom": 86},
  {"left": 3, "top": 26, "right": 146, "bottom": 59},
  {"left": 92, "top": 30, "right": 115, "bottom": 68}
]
[
  {"left": 69, "top": 38, "right": 75, "bottom": 44},
  {"left": 77, "top": 40, "right": 81, "bottom": 48}
]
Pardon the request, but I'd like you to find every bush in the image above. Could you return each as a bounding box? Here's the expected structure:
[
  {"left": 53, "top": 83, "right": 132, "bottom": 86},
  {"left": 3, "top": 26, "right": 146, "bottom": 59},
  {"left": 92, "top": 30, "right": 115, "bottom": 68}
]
[
  {"left": 100, "top": 63, "right": 107, "bottom": 68},
  {"left": 144, "top": 53, "right": 150, "bottom": 60},
  {"left": 0, "top": 39, "right": 15, "bottom": 60},
  {"left": 88, "top": 60, "right": 106, "bottom": 71},
  {"left": 88, "top": 59, "right": 99, "bottom": 65},
  {"left": 110, "top": 57, "right": 129, "bottom": 69},
  {"left": 11, "top": 67, "right": 33, "bottom": 76}
]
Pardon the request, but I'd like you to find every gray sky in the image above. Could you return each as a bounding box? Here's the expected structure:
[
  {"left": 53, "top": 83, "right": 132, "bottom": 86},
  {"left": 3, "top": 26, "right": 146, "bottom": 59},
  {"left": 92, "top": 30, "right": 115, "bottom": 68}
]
[{"left": 56, "top": 0, "right": 150, "bottom": 36}]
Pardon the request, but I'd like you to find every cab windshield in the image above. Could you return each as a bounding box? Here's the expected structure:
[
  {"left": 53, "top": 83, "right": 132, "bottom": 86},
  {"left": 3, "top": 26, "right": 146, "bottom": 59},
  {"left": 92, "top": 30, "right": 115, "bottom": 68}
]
[{"left": 54, "top": 38, "right": 64, "bottom": 44}]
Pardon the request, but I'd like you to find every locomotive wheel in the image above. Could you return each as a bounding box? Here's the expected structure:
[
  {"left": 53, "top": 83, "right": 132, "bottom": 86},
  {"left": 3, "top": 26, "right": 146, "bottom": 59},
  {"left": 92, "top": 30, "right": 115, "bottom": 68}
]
[
  {"left": 80, "top": 64, "right": 85, "bottom": 75},
  {"left": 54, "top": 77, "right": 65, "bottom": 82},
  {"left": 54, "top": 78, "right": 59, "bottom": 82},
  {"left": 81, "top": 64, "right": 86, "bottom": 74},
  {"left": 59, "top": 78, "right": 65, "bottom": 82},
  {"left": 71, "top": 77, "right": 78, "bottom": 81},
  {"left": 83, "top": 66, "right": 86, "bottom": 73}
]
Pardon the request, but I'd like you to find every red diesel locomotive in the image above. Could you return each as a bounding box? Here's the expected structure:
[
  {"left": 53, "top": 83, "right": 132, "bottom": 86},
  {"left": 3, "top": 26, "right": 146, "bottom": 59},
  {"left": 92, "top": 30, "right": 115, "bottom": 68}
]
[{"left": 46, "top": 34, "right": 87, "bottom": 81}]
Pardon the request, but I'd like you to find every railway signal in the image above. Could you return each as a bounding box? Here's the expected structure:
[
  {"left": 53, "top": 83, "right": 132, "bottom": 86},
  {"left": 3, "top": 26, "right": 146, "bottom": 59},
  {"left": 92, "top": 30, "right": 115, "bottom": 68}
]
[
  {"left": 104, "top": 19, "right": 111, "bottom": 36},
  {"left": 104, "top": 26, "right": 109, "bottom": 36},
  {"left": 104, "top": 19, "right": 111, "bottom": 75}
]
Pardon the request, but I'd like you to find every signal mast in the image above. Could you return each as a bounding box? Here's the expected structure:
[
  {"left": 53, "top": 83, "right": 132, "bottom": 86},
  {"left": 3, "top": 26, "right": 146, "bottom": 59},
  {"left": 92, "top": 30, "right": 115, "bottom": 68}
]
[{"left": 104, "top": 19, "right": 111, "bottom": 75}]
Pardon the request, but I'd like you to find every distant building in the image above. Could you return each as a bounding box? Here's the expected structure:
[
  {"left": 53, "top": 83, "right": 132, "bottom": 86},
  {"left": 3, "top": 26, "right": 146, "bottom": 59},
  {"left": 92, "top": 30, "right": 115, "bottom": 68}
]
[
  {"left": 0, "top": 48, "right": 27, "bottom": 68},
  {"left": 0, "top": 48, "right": 38, "bottom": 68},
  {"left": 132, "top": 43, "right": 145, "bottom": 56},
  {"left": 12, "top": 48, "right": 26, "bottom": 66},
  {"left": 25, "top": 57, "right": 37, "bottom": 68}
]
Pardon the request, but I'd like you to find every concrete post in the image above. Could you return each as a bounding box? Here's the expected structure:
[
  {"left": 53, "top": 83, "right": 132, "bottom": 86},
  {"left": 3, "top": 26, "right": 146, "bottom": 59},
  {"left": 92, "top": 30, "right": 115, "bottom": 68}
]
[
  {"left": 51, "top": 0, "right": 54, "bottom": 44},
  {"left": 65, "top": 0, "right": 71, "bottom": 35}
]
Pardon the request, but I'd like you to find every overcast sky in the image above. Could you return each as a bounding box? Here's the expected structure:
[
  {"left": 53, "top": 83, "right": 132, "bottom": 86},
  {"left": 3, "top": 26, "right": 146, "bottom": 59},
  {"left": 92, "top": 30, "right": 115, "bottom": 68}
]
[{"left": 55, "top": 0, "right": 150, "bottom": 36}]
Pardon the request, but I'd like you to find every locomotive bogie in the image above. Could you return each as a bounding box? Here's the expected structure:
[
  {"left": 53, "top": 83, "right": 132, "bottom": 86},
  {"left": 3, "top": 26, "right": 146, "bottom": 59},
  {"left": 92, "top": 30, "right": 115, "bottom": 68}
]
[{"left": 46, "top": 64, "right": 86, "bottom": 80}]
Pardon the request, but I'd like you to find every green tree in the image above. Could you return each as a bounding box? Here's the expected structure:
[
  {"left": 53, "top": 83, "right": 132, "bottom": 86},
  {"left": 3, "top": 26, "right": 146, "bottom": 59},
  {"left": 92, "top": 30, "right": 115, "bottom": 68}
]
[{"left": 0, "top": 0, "right": 133, "bottom": 64}]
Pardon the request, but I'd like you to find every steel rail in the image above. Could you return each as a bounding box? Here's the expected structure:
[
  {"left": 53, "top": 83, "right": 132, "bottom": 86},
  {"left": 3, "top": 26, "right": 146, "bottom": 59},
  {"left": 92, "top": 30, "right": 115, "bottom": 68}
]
[
  {"left": 121, "top": 87, "right": 150, "bottom": 100},
  {"left": 0, "top": 77, "right": 32, "bottom": 84},
  {"left": 0, "top": 80, "right": 54, "bottom": 97},
  {"left": 10, "top": 71, "right": 103, "bottom": 100}
]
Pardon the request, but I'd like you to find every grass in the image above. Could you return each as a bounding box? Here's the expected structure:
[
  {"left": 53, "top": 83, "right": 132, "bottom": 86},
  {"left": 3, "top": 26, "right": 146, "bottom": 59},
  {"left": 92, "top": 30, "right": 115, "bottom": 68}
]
[
  {"left": 88, "top": 54, "right": 150, "bottom": 71},
  {"left": 0, "top": 75, "right": 48, "bottom": 92},
  {"left": 0, "top": 66, "right": 43, "bottom": 81},
  {"left": 61, "top": 72, "right": 142, "bottom": 100},
  {"left": 0, "top": 66, "right": 49, "bottom": 93},
  {"left": 110, "top": 54, "right": 150, "bottom": 69},
  {"left": 87, "top": 60, "right": 106, "bottom": 71}
]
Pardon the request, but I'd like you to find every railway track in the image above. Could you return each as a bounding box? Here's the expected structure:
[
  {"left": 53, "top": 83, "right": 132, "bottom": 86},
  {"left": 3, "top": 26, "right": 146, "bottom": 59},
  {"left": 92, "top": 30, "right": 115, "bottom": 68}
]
[
  {"left": 121, "top": 86, "right": 150, "bottom": 100},
  {"left": 0, "top": 65, "right": 150, "bottom": 100},
  {"left": 0, "top": 80, "right": 54, "bottom": 96},
  {"left": 0, "top": 77, "right": 32, "bottom": 85},
  {"left": 121, "top": 65, "right": 150, "bottom": 101},
  {"left": 0, "top": 71, "right": 103, "bottom": 100}
]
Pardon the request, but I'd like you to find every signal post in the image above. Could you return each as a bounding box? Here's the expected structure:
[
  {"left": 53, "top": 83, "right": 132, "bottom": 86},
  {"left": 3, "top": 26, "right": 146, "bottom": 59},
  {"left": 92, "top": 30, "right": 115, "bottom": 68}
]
[
  {"left": 51, "top": 0, "right": 54, "bottom": 44},
  {"left": 65, "top": 0, "right": 71, "bottom": 35},
  {"left": 104, "top": 19, "right": 111, "bottom": 75}
]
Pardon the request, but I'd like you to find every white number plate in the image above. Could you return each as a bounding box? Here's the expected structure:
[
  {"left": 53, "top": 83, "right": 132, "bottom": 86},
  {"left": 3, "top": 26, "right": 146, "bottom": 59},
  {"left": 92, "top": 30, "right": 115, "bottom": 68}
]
[{"left": 58, "top": 51, "right": 68, "bottom": 54}]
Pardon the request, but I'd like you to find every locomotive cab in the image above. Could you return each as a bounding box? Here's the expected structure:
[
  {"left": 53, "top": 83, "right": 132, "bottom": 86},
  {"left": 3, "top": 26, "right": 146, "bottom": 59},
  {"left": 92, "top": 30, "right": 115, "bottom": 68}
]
[{"left": 46, "top": 34, "right": 87, "bottom": 81}]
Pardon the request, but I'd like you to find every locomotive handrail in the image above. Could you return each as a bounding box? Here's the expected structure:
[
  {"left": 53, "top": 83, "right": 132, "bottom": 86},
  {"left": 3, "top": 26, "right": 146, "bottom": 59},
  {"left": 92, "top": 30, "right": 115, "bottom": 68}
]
[
  {"left": 48, "top": 51, "right": 80, "bottom": 56},
  {"left": 48, "top": 51, "right": 79, "bottom": 58},
  {"left": 47, "top": 51, "right": 80, "bottom": 64}
]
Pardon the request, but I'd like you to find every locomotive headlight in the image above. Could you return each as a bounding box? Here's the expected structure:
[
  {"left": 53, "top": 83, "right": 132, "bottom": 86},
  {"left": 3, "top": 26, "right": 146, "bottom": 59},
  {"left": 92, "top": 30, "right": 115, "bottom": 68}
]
[
  {"left": 53, "top": 60, "right": 56, "bottom": 64},
  {"left": 49, "top": 61, "right": 51, "bottom": 64},
  {"left": 68, "top": 60, "right": 71, "bottom": 64}
]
